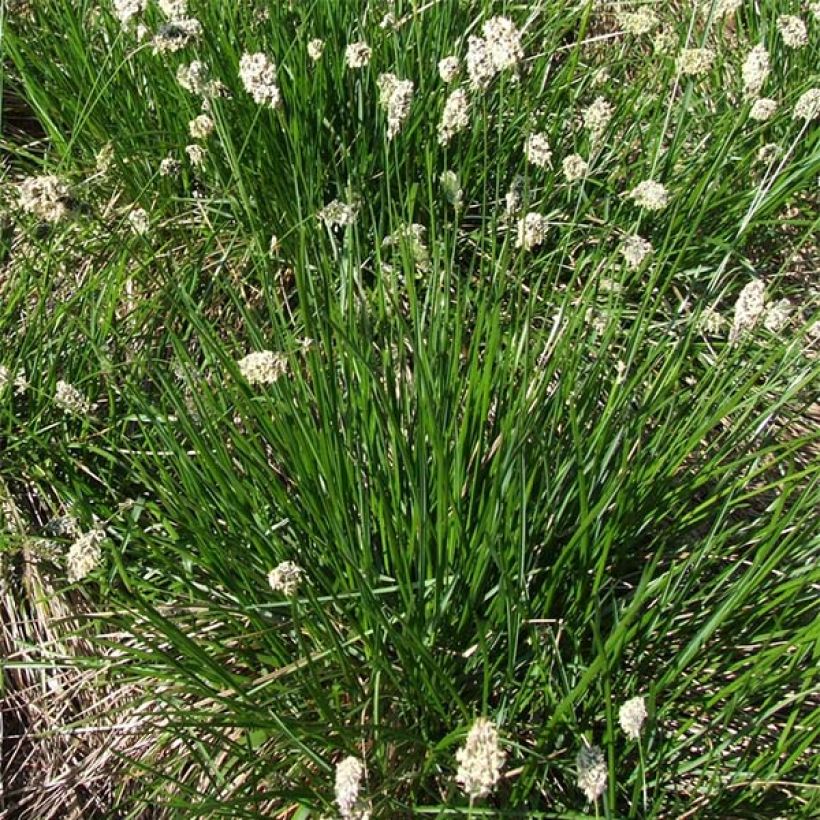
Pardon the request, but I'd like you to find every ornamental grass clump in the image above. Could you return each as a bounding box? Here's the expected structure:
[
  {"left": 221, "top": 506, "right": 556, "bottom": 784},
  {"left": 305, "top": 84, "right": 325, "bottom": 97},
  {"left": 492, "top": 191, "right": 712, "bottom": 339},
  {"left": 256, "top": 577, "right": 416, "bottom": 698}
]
[{"left": 1, "top": 1, "right": 818, "bottom": 817}]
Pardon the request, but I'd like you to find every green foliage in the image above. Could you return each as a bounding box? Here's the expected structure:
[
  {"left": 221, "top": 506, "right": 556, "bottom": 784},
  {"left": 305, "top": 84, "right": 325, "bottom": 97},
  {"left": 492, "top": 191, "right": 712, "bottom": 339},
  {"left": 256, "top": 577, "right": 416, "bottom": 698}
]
[{"left": 1, "top": 1, "right": 818, "bottom": 817}]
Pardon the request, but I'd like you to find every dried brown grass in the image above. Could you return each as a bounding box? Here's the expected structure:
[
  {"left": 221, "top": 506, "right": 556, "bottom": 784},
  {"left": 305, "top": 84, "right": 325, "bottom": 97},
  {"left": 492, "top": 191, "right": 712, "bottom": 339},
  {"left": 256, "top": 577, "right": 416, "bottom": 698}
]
[{"left": 0, "top": 480, "right": 162, "bottom": 820}]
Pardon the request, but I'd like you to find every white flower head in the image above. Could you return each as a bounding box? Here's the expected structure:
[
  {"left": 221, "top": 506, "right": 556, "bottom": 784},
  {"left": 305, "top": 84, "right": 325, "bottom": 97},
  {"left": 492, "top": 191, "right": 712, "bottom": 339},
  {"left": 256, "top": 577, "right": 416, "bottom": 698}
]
[
  {"left": 482, "top": 16, "right": 524, "bottom": 72},
  {"left": 438, "top": 55, "right": 460, "bottom": 83},
  {"left": 576, "top": 744, "right": 607, "bottom": 802},
  {"left": 185, "top": 143, "right": 206, "bottom": 166},
  {"left": 67, "top": 529, "right": 105, "bottom": 582},
  {"left": 583, "top": 96, "right": 613, "bottom": 138},
  {"left": 438, "top": 88, "right": 470, "bottom": 145},
  {"left": 158, "top": 0, "right": 186, "bottom": 17},
  {"left": 239, "top": 52, "right": 282, "bottom": 108},
  {"left": 151, "top": 18, "right": 202, "bottom": 54},
  {"left": 55, "top": 380, "right": 91, "bottom": 416},
  {"left": 730, "top": 279, "right": 766, "bottom": 341},
  {"left": 127, "top": 207, "right": 150, "bottom": 235},
  {"left": 455, "top": 718, "right": 505, "bottom": 800},
  {"left": 159, "top": 156, "right": 181, "bottom": 176},
  {"left": 112, "top": 0, "right": 146, "bottom": 28},
  {"left": 562, "top": 154, "right": 589, "bottom": 182},
  {"left": 335, "top": 756, "right": 369, "bottom": 819},
  {"left": 307, "top": 38, "right": 325, "bottom": 61},
  {"left": 763, "top": 298, "right": 792, "bottom": 332},
  {"left": 627, "top": 180, "right": 669, "bottom": 211},
  {"left": 237, "top": 350, "right": 287, "bottom": 384},
  {"left": 524, "top": 132, "right": 552, "bottom": 168},
  {"left": 742, "top": 44, "right": 770, "bottom": 99},
  {"left": 318, "top": 198, "right": 359, "bottom": 228},
  {"left": 18, "top": 175, "right": 71, "bottom": 223},
  {"left": 440, "top": 170, "right": 463, "bottom": 208},
  {"left": 617, "top": 8, "right": 659, "bottom": 36},
  {"left": 620, "top": 235, "right": 653, "bottom": 269},
  {"left": 777, "top": 15, "right": 808, "bottom": 48},
  {"left": 677, "top": 47, "right": 715, "bottom": 76},
  {"left": 756, "top": 143, "right": 780, "bottom": 164},
  {"left": 377, "top": 73, "right": 414, "bottom": 140},
  {"left": 516, "top": 212, "right": 549, "bottom": 250},
  {"left": 345, "top": 41, "right": 372, "bottom": 69},
  {"left": 267, "top": 561, "right": 304, "bottom": 596},
  {"left": 177, "top": 60, "right": 210, "bottom": 95},
  {"left": 793, "top": 88, "right": 820, "bottom": 122},
  {"left": 189, "top": 113, "right": 215, "bottom": 139},
  {"left": 619, "top": 696, "right": 648, "bottom": 740},
  {"left": 698, "top": 305, "right": 725, "bottom": 335},
  {"left": 466, "top": 35, "right": 495, "bottom": 90},
  {"left": 749, "top": 98, "right": 777, "bottom": 122},
  {"left": 0, "top": 366, "right": 27, "bottom": 396}
]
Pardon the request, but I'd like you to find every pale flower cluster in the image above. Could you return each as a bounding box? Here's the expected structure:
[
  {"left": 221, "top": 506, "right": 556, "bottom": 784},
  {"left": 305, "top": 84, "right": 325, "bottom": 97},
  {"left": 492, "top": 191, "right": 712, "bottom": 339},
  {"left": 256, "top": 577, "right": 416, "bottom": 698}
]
[
  {"left": 677, "top": 47, "right": 715, "bottom": 76},
  {"left": 189, "top": 113, "right": 215, "bottom": 139},
  {"left": 67, "top": 529, "right": 105, "bottom": 582},
  {"left": 318, "top": 198, "right": 359, "bottom": 228},
  {"left": 742, "top": 44, "right": 770, "bottom": 100},
  {"left": 617, "top": 8, "right": 659, "bottom": 36},
  {"left": 307, "top": 38, "right": 325, "bottom": 61},
  {"left": 159, "top": 156, "right": 181, "bottom": 176},
  {"left": 0, "top": 366, "right": 27, "bottom": 395},
  {"left": 563, "top": 154, "right": 589, "bottom": 182},
  {"left": 524, "top": 132, "right": 552, "bottom": 168},
  {"left": 466, "top": 16, "right": 523, "bottom": 90},
  {"left": 345, "top": 41, "right": 372, "bottom": 69},
  {"left": 128, "top": 207, "right": 150, "bottom": 235},
  {"left": 55, "top": 380, "right": 91, "bottom": 416},
  {"left": 793, "top": 88, "right": 820, "bottom": 122},
  {"left": 439, "top": 170, "right": 463, "bottom": 208},
  {"left": 158, "top": 0, "right": 186, "bottom": 16},
  {"left": 455, "top": 718, "right": 505, "bottom": 799},
  {"left": 627, "top": 180, "right": 669, "bottom": 211},
  {"left": 763, "top": 299, "right": 792, "bottom": 333},
  {"left": 438, "top": 55, "right": 460, "bottom": 83},
  {"left": 482, "top": 16, "right": 524, "bottom": 72},
  {"left": 236, "top": 350, "right": 287, "bottom": 384},
  {"left": 438, "top": 89, "right": 470, "bottom": 145},
  {"left": 112, "top": 0, "right": 146, "bottom": 28},
  {"left": 466, "top": 36, "right": 495, "bottom": 90},
  {"left": 576, "top": 744, "right": 607, "bottom": 802},
  {"left": 516, "top": 212, "right": 549, "bottom": 250},
  {"left": 177, "top": 60, "right": 208, "bottom": 93},
  {"left": 377, "top": 73, "right": 415, "bottom": 139},
  {"left": 749, "top": 98, "right": 777, "bottom": 122},
  {"left": 18, "top": 175, "right": 71, "bottom": 223},
  {"left": 583, "top": 96, "right": 613, "bottom": 139},
  {"left": 239, "top": 53, "right": 281, "bottom": 108},
  {"left": 267, "top": 561, "right": 304, "bottom": 596},
  {"left": 620, "top": 235, "right": 653, "bottom": 269},
  {"left": 335, "top": 756, "right": 369, "bottom": 819},
  {"left": 151, "top": 18, "right": 202, "bottom": 54},
  {"left": 730, "top": 279, "right": 766, "bottom": 342},
  {"left": 777, "top": 15, "right": 808, "bottom": 48},
  {"left": 619, "top": 696, "right": 648, "bottom": 739},
  {"left": 186, "top": 144, "right": 205, "bottom": 166}
]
